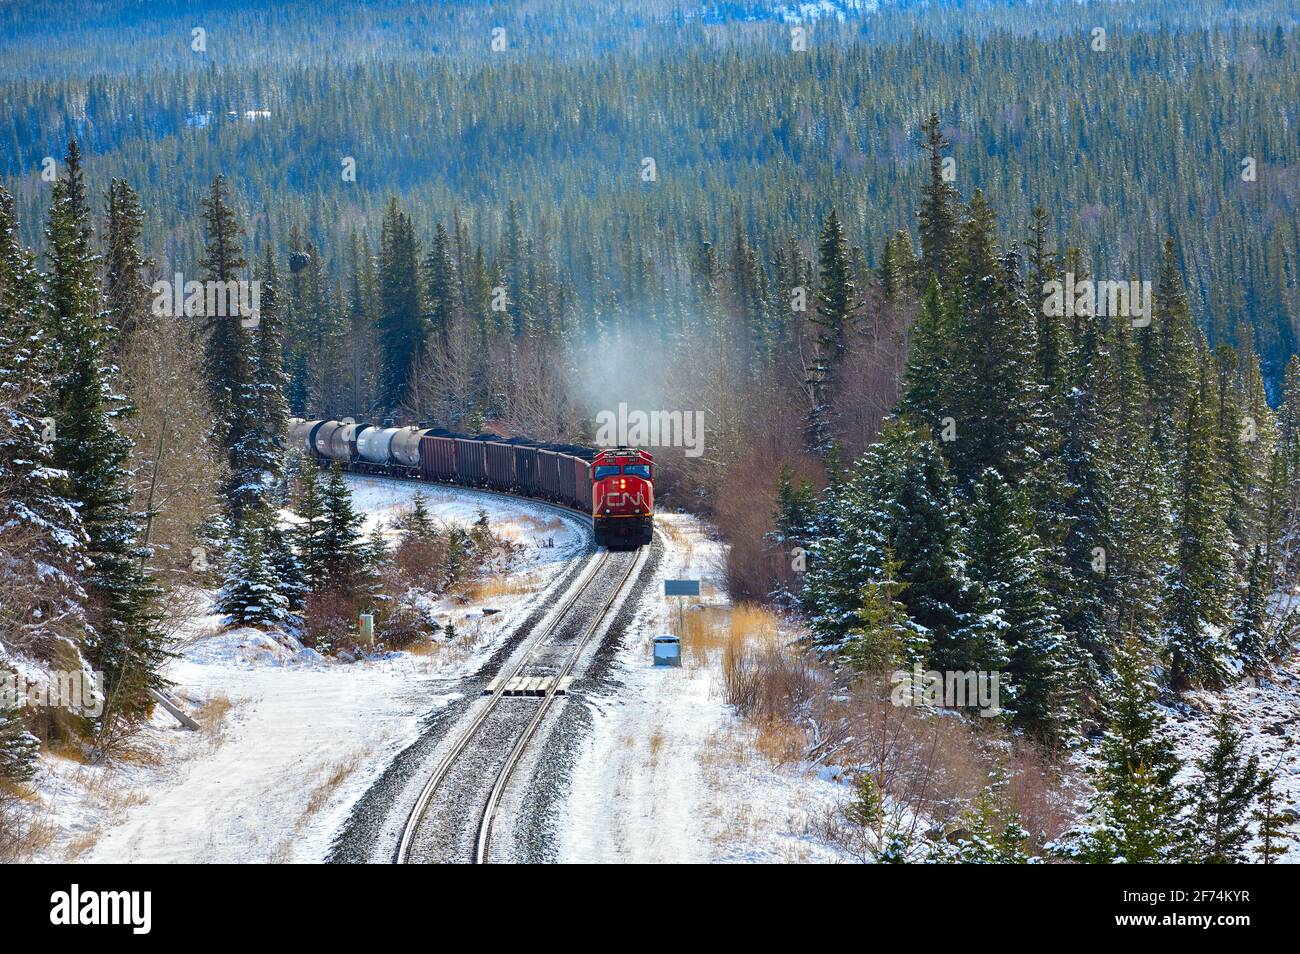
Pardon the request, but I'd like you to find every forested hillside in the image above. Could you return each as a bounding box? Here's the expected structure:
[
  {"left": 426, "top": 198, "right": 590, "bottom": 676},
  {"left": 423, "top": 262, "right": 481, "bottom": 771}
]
[{"left": 2, "top": 1, "right": 1298, "bottom": 388}]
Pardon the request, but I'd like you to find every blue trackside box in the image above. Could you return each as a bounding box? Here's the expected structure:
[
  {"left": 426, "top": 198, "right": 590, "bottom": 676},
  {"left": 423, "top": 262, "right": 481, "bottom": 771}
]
[
  {"left": 653, "top": 634, "right": 681, "bottom": 667},
  {"left": 664, "top": 579, "right": 700, "bottom": 596}
]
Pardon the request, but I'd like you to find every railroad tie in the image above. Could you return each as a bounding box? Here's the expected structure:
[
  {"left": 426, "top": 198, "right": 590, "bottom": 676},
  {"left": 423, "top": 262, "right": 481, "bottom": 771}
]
[{"left": 483, "top": 675, "right": 578, "bottom": 696}]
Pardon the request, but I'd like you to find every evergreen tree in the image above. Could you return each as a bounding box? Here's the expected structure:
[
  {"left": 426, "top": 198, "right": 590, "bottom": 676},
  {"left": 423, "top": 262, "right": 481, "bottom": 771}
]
[
  {"left": 0, "top": 185, "right": 88, "bottom": 660},
  {"left": 805, "top": 208, "right": 857, "bottom": 455},
  {"left": 217, "top": 517, "right": 293, "bottom": 629},
  {"left": 0, "top": 694, "right": 39, "bottom": 781},
  {"left": 1058, "top": 637, "right": 1185, "bottom": 863},
  {"left": 1230, "top": 545, "right": 1269, "bottom": 673},
  {"left": 805, "top": 419, "right": 1002, "bottom": 674},
  {"left": 425, "top": 221, "right": 458, "bottom": 346},
  {"left": 197, "top": 174, "right": 250, "bottom": 435},
  {"left": 318, "top": 462, "right": 366, "bottom": 592},
  {"left": 965, "top": 469, "right": 1076, "bottom": 743},
  {"left": 263, "top": 517, "right": 307, "bottom": 618},
  {"left": 292, "top": 462, "right": 327, "bottom": 591},
  {"left": 842, "top": 549, "right": 922, "bottom": 671},
  {"left": 44, "top": 140, "right": 166, "bottom": 722},
  {"left": 1184, "top": 708, "right": 1264, "bottom": 864},
  {"left": 399, "top": 490, "right": 436, "bottom": 542},
  {"left": 226, "top": 244, "right": 290, "bottom": 519},
  {"left": 1165, "top": 377, "right": 1234, "bottom": 690},
  {"left": 102, "top": 178, "right": 152, "bottom": 353},
  {"left": 898, "top": 277, "right": 954, "bottom": 438},
  {"left": 377, "top": 198, "right": 422, "bottom": 411},
  {"left": 915, "top": 113, "right": 959, "bottom": 292},
  {"left": 1142, "top": 238, "right": 1201, "bottom": 435},
  {"left": 1251, "top": 771, "right": 1297, "bottom": 864},
  {"left": 932, "top": 786, "right": 1033, "bottom": 864},
  {"left": 944, "top": 194, "right": 1042, "bottom": 486}
]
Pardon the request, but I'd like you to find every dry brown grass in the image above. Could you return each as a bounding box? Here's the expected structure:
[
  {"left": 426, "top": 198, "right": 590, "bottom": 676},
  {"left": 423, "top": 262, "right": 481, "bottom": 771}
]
[
  {"left": 269, "top": 749, "right": 370, "bottom": 862},
  {"left": 464, "top": 571, "right": 539, "bottom": 602},
  {"left": 0, "top": 781, "right": 57, "bottom": 861},
  {"left": 63, "top": 826, "right": 102, "bottom": 860}
]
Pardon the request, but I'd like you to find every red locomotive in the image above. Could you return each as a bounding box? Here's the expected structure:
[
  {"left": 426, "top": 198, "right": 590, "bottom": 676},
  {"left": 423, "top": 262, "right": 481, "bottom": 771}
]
[{"left": 591, "top": 448, "right": 654, "bottom": 548}]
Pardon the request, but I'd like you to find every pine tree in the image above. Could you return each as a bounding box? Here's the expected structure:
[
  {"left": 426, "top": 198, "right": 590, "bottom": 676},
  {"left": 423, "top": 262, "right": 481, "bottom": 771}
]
[
  {"left": 217, "top": 517, "right": 292, "bottom": 629},
  {"left": 102, "top": 178, "right": 152, "bottom": 353},
  {"left": 399, "top": 490, "right": 436, "bottom": 542},
  {"left": 197, "top": 174, "right": 250, "bottom": 435},
  {"left": 915, "top": 113, "right": 959, "bottom": 292},
  {"left": 293, "top": 462, "right": 327, "bottom": 591},
  {"left": 1184, "top": 708, "right": 1264, "bottom": 864},
  {"left": 44, "top": 140, "right": 166, "bottom": 722},
  {"left": 0, "top": 185, "right": 88, "bottom": 659},
  {"left": 1058, "top": 637, "right": 1185, "bottom": 863},
  {"left": 318, "top": 462, "right": 366, "bottom": 592},
  {"left": 965, "top": 469, "right": 1076, "bottom": 743},
  {"left": 377, "top": 198, "right": 422, "bottom": 411},
  {"left": 805, "top": 208, "right": 857, "bottom": 455},
  {"left": 1165, "top": 376, "right": 1234, "bottom": 690},
  {"left": 0, "top": 695, "right": 39, "bottom": 781},
  {"left": 1230, "top": 545, "right": 1269, "bottom": 673},
  {"left": 1251, "top": 771, "right": 1297, "bottom": 864}
]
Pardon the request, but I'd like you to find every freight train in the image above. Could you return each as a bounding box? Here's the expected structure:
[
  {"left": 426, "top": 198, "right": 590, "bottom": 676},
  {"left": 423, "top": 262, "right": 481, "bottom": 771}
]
[{"left": 287, "top": 418, "right": 654, "bottom": 548}]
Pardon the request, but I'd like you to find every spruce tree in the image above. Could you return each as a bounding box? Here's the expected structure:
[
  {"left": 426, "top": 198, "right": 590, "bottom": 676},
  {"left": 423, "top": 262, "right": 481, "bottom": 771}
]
[
  {"left": 399, "top": 490, "right": 436, "bottom": 542},
  {"left": 1059, "top": 637, "right": 1185, "bottom": 863},
  {"left": 1184, "top": 708, "right": 1264, "bottom": 864},
  {"left": 0, "top": 185, "right": 88, "bottom": 658},
  {"left": 102, "top": 178, "right": 152, "bottom": 353},
  {"left": 293, "top": 462, "right": 327, "bottom": 591},
  {"left": 318, "top": 462, "right": 366, "bottom": 592},
  {"left": 0, "top": 694, "right": 39, "bottom": 781},
  {"left": 915, "top": 113, "right": 959, "bottom": 292},
  {"left": 842, "top": 550, "right": 922, "bottom": 671},
  {"left": 944, "top": 194, "right": 1042, "bottom": 487},
  {"left": 217, "top": 517, "right": 292, "bottom": 629},
  {"left": 898, "top": 276, "right": 954, "bottom": 438},
  {"left": 965, "top": 469, "right": 1076, "bottom": 743},
  {"left": 804, "top": 419, "right": 1002, "bottom": 674},
  {"left": 805, "top": 208, "right": 857, "bottom": 455},
  {"left": 1165, "top": 377, "right": 1234, "bottom": 690},
  {"left": 1230, "top": 545, "right": 1269, "bottom": 673},
  {"left": 1251, "top": 771, "right": 1297, "bottom": 864},
  {"left": 377, "top": 198, "right": 422, "bottom": 411},
  {"left": 197, "top": 174, "right": 250, "bottom": 435},
  {"left": 44, "top": 140, "right": 166, "bottom": 722}
]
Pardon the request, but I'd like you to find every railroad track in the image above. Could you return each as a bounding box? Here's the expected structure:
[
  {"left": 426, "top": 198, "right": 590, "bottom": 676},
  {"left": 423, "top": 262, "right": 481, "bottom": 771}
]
[{"left": 396, "top": 542, "right": 648, "bottom": 864}]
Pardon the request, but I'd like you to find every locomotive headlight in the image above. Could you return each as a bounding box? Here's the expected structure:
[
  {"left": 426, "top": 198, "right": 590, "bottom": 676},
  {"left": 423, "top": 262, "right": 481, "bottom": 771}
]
[{"left": 620, "top": 478, "right": 626, "bottom": 488}]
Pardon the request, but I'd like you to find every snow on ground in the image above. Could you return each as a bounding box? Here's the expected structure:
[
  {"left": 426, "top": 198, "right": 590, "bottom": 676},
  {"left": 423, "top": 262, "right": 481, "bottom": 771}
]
[
  {"left": 29, "top": 477, "right": 586, "bottom": 863},
  {"left": 556, "top": 511, "right": 847, "bottom": 863},
  {"left": 1166, "top": 656, "right": 1300, "bottom": 862}
]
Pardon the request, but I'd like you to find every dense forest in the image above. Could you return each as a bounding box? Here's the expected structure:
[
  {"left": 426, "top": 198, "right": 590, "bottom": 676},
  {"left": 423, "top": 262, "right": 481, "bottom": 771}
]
[{"left": 3, "top": 0, "right": 1300, "bottom": 863}]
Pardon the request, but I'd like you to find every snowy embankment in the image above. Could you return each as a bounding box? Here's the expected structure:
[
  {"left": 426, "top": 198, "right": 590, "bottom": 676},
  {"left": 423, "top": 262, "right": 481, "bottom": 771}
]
[
  {"left": 554, "top": 512, "right": 847, "bottom": 863},
  {"left": 30, "top": 476, "right": 585, "bottom": 863},
  {"left": 1168, "top": 657, "right": 1300, "bottom": 863}
]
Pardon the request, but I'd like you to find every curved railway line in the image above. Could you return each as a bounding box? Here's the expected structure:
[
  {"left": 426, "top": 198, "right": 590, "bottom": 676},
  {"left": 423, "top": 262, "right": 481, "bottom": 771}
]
[{"left": 395, "top": 539, "right": 651, "bottom": 864}]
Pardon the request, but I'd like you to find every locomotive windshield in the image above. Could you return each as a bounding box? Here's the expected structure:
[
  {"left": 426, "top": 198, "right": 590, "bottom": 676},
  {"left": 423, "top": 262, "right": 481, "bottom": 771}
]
[
  {"left": 593, "top": 465, "right": 620, "bottom": 480},
  {"left": 624, "top": 464, "right": 651, "bottom": 478}
]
